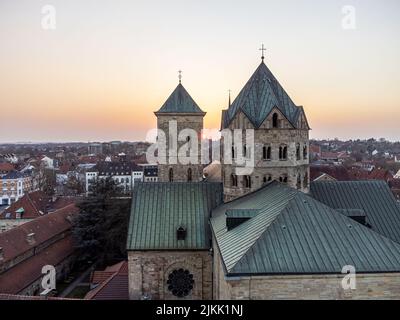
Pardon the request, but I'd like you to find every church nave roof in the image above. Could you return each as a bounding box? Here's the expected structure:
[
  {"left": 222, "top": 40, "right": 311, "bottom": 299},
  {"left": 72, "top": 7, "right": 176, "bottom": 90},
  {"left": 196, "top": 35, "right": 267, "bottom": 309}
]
[{"left": 211, "top": 181, "right": 400, "bottom": 276}]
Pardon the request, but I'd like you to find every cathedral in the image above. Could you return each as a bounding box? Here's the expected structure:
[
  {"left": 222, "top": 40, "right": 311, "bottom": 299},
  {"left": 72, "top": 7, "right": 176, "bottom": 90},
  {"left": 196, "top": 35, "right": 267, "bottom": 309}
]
[{"left": 127, "top": 54, "right": 400, "bottom": 300}]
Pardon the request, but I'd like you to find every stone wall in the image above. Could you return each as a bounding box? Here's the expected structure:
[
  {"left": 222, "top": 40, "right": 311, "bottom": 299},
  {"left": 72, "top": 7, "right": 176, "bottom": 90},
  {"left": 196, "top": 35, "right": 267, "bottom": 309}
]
[
  {"left": 216, "top": 273, "right": 400, "bottom": 300},
  {"left": 128, "top": 250, "right": 212, "bottom": 300},
  {"left": 213, "top": 244, "right": 400, "bottom": 300},
  {"left": 221, "top": 110, "right": 310, "bottom": 202},
  {"left": 156, "top": 114, "right": 205, "bottom": 182}
]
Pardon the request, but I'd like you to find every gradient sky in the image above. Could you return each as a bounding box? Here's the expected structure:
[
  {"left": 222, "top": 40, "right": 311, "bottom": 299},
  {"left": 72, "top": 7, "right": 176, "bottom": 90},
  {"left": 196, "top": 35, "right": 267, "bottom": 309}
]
[{"left": 0, "top": 0, "right": 399, "bottom": 142}]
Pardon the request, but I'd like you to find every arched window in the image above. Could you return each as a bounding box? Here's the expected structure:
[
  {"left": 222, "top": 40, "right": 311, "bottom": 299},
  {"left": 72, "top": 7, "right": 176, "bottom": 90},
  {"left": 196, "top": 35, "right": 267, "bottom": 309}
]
[
  {"left": 244, "top": 176, "right": 251, "bottom": 188},
  {"left": 279, "top": 145, "right": 288, "bottom": 160},
  {"left": 243, "top": 144, "right": 247, "bottom": 157},
  {"left": 231, "top": 174, "right": 238, "bottom": 187},
  {"left": 280, "top": 175, "right": 288, "bottom": 183},
  {"left": 263, "top": 176, "right": 267, "bottom": 184},
  {"left": 187, "top": 168, "right": 192, "bottom": 182},
  {"left": 303, "top": 172, "right": 309, "bottom": 188},
  {"left": 303, "top": 145, "right": 308, "bottom": 160},
  {"left": 169, "top": 168, "right": 173, "bottom": 182},
  {"left": 272, "top": 113, "right": 279, "bottom": 128},
  {"left": 297, "top": 174, "right": 302, "bottom": 189},
  {"left": 232, "top": 146, "right": 235, "bottom": 159},
  {"left": 263, "top": 146, "right": 272, "bottom": 160},
  {"left": 296, "top": 144, "right": 301, "bottom": 160}
]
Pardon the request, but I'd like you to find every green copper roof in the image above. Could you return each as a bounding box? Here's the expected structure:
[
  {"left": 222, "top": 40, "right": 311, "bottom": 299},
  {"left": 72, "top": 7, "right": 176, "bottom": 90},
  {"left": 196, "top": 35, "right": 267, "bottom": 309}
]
[
  {"left": 127, "top": 182, "right": 222, "bottom": 250},
  {"left": 211, "top": 181, "right": 400, "bottom": 275},
  {"left": 310, "top": 180, "right": 400, "bottom": 244},
  {"left": 223, "top": 62, "right": 302, "bottom": 128},
  {"left": 156, "top": 83, "right": 205, "bottom": 114}
]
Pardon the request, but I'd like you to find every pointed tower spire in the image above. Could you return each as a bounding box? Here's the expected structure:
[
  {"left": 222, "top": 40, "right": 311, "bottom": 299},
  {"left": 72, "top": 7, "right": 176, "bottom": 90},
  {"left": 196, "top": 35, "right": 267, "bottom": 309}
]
[{"left": 228, "top": 89, "right": 231, "bottom": 107}]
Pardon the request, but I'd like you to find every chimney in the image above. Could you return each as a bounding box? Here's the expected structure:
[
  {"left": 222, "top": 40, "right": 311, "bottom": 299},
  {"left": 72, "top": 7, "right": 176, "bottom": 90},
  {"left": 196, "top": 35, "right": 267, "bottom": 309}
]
[
  {"left": 0, "top": 247, "right": 4, "bottom": 261},
  {"left": 26, "top": 233, "right": 36, "bottom": 245}
]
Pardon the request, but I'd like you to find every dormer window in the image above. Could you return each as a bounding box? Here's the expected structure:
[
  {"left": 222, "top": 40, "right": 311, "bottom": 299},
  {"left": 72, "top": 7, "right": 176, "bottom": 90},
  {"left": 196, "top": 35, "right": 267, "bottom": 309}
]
[{"left": 177, "top": 227, "right": 187, "bottom": 240}]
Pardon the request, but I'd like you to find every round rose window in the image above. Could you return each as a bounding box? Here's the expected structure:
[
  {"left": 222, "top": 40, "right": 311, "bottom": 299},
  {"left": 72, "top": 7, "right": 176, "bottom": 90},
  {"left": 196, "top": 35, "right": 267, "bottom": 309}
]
[{"left": 167, "top": 269, "right": 194, "bottom": 297}]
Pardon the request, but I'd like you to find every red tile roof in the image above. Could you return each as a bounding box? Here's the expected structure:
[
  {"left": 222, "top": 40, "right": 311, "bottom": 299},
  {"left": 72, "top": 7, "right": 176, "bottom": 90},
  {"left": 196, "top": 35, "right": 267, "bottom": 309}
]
[
  {"left": 368, "top": 168, "right": 393, "bottom": 181},
  {"left": 310, "top": 164, "right": 352, "bottom": 181},
  {"left": 0, "top": 236, "right": 74, "bottom": 294},
  {"left": 0, "top": 163, "right": 14, "bottom": 172},
  {"left": 85, "top": 261, "right": 128, "bottom": 300},
  {"left": 1, "top": 191, "right": 49, "bottom": 220},
  {"left": 309, "top": 144, "right": 321, "bottom": 155},
  {"left": 0, "top": 294, "right": 76, "bottom": 300},
  {"left": 320, "top": 152, "right": 340, "bottom": 160},
  {"left": 0, "top": 204, "right": 78, "bottom": 264}
]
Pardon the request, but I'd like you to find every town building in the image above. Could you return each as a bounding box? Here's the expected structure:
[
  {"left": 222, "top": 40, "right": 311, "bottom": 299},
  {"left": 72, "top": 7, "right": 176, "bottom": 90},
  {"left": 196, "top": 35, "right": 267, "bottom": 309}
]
[
  {"left": 85, "top": 161, "right": 143, "bottom": 193},
  {"left": 142, "top": 165, "right": 158, "bottom": 182},
  {"left": 0, "top": 191, "right": 76, "bottom": 233},
  {"left": 0, "top": 204, "right": 78, "bottom": 295},
  {"left": 84, "top": 261, "right": 129, "bottom": 300},
  {"left": 0, "top": 171, "right": 36, "bottom": 206}
]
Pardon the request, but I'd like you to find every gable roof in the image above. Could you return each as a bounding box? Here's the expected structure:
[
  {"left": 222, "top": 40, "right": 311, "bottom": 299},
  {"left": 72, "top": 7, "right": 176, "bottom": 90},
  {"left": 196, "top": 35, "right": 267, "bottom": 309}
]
[
  {"left": 211, "top": 181, "right": 400, "bottom": 276},
  {"left": 310, "top": 180, "right": 400, "bottom": 244},
  {"left": 0, "top": 236, "right": 74, "bottom": 294},
  {"left": 155, "top": 83, "right": 205, "bottom": 115},
  {"left": 0, "top": 204, "right": 78, "bottom": 264},
  {"left": 85, "top": 261, "right": 129, "bottom": 300},
  {"left": 222, "top": 61, "right": 303, "bottom": 129},
  {"left": 0, "top": 163, "right": 14, "bottom": 173},
  {"left": 0, "top": 191, "right": 49, "bottom": 220},
  {"left": 127, "top": 182, "right": 223, "bottom": 251}
]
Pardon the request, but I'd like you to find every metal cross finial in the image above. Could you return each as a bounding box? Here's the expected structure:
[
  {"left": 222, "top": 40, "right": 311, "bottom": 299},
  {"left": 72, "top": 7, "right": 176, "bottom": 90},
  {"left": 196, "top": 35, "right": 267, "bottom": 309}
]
[
  {"left": 259, "top": 44, "right": 266, "bottom": 61},
  {"left": 178, "top": 70, "right": 182, "bottom": 84}
]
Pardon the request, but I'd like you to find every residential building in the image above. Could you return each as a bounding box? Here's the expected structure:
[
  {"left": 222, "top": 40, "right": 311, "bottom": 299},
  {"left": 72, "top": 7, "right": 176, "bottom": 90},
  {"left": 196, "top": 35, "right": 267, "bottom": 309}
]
[
  {"left": 0, "top": 204, "right": 78, "bottom": 295},
  {"left": 0, "top": 191, "right": 76, "bottom": 232},
  {"left": 142, "top": 165, "right": 158, "bottom": 182},
  {"left": 85, "top": 161, "right": 143, "bottom": 193},
  {"left": 84, "top": 261, "right": 129, "bottom": 300},
  {"left": 0, "top": 171, "right": 35, "bottom": 206}
]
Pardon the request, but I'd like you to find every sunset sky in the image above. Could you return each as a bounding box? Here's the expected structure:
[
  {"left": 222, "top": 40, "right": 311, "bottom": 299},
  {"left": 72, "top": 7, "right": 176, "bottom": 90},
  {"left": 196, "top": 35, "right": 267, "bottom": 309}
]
[{"left": 0, "top": 0, "right": 399, "bottom": 142}]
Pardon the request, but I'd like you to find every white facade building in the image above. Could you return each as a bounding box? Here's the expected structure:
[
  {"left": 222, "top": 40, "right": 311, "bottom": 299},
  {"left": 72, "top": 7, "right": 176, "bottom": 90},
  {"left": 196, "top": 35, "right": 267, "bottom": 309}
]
[{"left": 85, "top": 162, "right": 143, "bottom": 193}]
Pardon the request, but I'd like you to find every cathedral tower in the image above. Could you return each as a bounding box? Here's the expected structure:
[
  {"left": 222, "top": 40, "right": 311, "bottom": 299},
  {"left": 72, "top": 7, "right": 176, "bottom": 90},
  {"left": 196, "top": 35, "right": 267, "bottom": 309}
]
[
  {"left": 221, "top": 57, "right": 310, "bottom": 202},
  {"left": 155, "top": 76, "right": 206, "bottom": 182}
]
